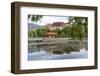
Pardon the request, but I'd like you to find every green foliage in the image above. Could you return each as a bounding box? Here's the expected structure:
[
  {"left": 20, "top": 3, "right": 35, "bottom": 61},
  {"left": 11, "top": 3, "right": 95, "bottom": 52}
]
[
  {"left": 36, "top": 28, "right": 48, "bottom": 37},
  {"left": 54, "top": 29, "right": 62, "bottom": 37},
  {"left": 67, "top": 17, "right": 88, "bottom": 39},
  {"left": 70, "top": 24, "right": 85, "bottom": 40},
  {"left": 28, "top": 16, "right": 88, "bottom": 40},
  {"left": 28, "top": 15, "right": 43, "bottom": 22},
  {"left": 28, "top": 28, "right": 48, "bottom": 38}
]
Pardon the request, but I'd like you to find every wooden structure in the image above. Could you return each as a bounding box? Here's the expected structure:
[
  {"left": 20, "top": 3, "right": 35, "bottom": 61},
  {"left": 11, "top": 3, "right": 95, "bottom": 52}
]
[{"left": 45, "top": 29, "right": 57, "bottom": 38}]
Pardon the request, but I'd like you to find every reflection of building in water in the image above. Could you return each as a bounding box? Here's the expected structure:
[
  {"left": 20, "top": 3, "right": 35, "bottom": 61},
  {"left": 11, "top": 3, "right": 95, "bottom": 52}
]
[
  {"left": 43, "top": 44, "right": 81, "bottom": 55},
  {"left": 28, "top": 41, "right": 87, "bottom": 55},
  {"left": 45, "top": 44, "right": 64, "bottom": 54}
]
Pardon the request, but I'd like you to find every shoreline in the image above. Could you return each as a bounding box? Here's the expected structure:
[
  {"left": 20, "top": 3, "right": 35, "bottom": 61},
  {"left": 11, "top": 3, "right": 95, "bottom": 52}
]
[{"left": 28, "top": 38, "right": 87, "bottom": 46}]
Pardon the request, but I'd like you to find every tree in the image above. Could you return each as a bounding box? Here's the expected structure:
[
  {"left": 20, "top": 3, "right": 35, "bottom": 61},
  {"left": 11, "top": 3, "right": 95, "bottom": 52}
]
[
  {"left": 34, "top": 28, "right": 48, "bottom": 37},
  {"left": 67, "top": 17, "right": 88, "bottom": 40},
  {"left": 62, "top": 27, "right": 71, "bottom": 37},
  {"left": 54, "top": 29, "right": 62, "bottom": 37},
  {"left": 28, "top": 15, "right": 43, "bottom": 22},
  {"left": 28, "top": 31, "right": 36, "bottom": 38},
  {"left": 28, "top": 31, "right": 32, "bottom": 38},
  {"left": 28, "top": 15, "right": 43, "bottom": 38}
]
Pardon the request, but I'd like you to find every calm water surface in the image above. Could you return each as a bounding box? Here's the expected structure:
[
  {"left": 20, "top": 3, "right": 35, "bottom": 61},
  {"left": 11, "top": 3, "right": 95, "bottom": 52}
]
[{"left": 28, "top": 42, "right": 88, "bottom": 61}]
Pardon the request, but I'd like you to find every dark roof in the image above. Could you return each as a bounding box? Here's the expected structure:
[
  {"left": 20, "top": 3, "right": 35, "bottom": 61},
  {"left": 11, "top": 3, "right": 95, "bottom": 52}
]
[{"left": 52, "top": 22, "right": 65, "bottom": 26}]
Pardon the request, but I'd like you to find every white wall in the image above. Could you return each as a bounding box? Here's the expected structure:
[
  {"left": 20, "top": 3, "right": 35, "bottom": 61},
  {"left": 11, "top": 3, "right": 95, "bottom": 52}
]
[{"left": 0, "top": 0, "right": 100, "bottom": 76}]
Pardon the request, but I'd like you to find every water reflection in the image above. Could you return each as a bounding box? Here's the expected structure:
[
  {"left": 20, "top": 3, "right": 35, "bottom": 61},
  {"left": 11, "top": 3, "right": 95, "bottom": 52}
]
[{"left": 28, "top": 42, "right": 88, "bottom": 60}]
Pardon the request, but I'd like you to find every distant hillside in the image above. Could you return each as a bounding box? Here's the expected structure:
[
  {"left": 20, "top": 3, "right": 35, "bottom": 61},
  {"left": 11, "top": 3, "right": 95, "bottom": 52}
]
[{"left": 28, "top": 23, "right": 41, "bottom": 31}]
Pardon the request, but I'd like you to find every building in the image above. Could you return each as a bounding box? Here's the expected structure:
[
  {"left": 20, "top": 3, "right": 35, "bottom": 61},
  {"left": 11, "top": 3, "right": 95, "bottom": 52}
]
[
  {"left": 44, "top": 22, "right": 70, "bottom": 38},
  {"left": 44, "top": 29, "right": 57, "bottom": 38},
  {"left": 46, "top": 22, "right": 70, "bottom": 30}
]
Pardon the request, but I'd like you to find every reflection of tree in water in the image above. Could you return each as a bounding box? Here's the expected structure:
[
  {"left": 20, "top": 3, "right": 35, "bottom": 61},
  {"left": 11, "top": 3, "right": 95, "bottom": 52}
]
[
  {"left": 28, "top": 42, "right": 87, "bottom": 55},
  {"left": 46, "top": 42, "right": 87, "bottom": 55},
  {"left": 51, "top": 47, "right": 80, "bottom": 54},
  {"left": 84, "top": 41, "right": 88, "bottom": 50},
  {"left": 28, "top": 45, "right": 44, "bottom": 53}
]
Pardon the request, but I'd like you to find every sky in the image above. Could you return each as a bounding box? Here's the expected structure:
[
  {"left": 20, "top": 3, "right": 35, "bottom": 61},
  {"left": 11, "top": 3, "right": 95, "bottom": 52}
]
[{"left": 28, "top": 15, "right": 69, "bottom": 26}]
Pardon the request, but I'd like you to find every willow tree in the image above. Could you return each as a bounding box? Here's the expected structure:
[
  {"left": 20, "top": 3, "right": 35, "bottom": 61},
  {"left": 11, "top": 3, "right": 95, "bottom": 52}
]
[
  {"left": 68, "top": 16, "right": 88, "bottom": 40},
  {"left": 28, "top": 15, "right": 43, "bottom": 22},
  {"left": 28, "top": 15, "right": 43, "bottom": 38},
  {"left": 67, "top": 17, "right": 88, "bottom": 48}
]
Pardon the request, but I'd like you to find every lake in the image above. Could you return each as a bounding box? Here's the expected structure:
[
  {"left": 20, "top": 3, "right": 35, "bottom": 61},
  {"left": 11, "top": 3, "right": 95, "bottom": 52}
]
[{"left": 28, "top": 41, "right": 88, "bottom": 61}]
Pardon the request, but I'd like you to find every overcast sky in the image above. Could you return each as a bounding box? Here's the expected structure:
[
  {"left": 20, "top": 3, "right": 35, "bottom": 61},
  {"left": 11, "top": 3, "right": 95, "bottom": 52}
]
[{"left": 28, "top": 15, "right": 69, "bottom": 26}]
